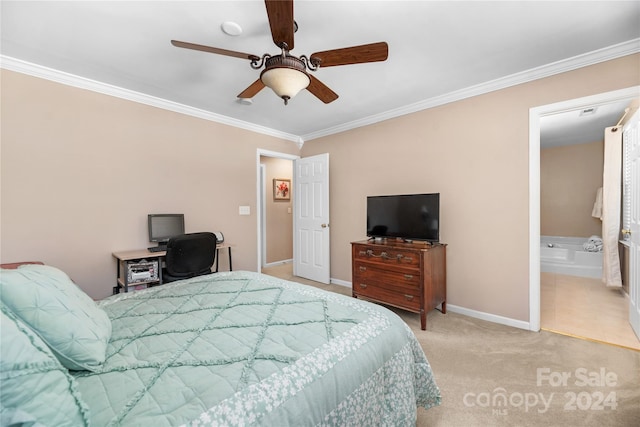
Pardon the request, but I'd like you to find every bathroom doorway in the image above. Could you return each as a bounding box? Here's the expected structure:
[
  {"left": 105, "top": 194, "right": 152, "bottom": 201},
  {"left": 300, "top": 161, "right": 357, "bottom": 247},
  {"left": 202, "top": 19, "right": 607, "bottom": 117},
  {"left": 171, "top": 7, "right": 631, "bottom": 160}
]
[{"left": 535, "top": 91, "right": 639, "bottom": 350}]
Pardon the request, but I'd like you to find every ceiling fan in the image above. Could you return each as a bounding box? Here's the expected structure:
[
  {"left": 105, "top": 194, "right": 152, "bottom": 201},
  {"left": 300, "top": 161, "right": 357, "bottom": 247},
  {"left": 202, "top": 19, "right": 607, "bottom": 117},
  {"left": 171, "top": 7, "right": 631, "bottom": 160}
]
[{"left": 171, "top": 0, "right": 388, "bottom": 105}]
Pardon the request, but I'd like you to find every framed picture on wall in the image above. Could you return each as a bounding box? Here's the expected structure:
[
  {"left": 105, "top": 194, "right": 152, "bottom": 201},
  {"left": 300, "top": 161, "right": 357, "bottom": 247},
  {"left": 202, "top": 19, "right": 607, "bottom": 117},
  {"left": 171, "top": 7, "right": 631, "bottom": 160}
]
[{"left": 273, "top": 179, "right": 291, "bottom": 201}]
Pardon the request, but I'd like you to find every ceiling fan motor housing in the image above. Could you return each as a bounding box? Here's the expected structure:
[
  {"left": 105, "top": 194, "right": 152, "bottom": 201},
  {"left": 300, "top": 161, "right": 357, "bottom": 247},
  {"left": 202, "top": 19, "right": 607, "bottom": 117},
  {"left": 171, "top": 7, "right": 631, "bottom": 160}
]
[{"left": 260, "top": 55, "right": 310, "bottom": 104}]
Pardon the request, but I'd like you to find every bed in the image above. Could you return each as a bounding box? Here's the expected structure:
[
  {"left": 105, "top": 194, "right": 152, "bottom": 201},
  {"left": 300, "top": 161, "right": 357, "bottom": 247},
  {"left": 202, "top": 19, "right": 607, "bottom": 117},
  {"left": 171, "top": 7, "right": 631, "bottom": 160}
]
[{"left": 0, "top": 264, "right": 440, "bottom": 426}]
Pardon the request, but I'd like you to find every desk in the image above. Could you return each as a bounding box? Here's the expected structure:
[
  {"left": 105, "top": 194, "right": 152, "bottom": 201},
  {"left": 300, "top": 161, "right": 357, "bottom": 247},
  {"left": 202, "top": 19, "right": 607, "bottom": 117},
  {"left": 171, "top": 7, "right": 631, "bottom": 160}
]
[{"left": 112, "top": 244, "right": 233, "bottom": 294}]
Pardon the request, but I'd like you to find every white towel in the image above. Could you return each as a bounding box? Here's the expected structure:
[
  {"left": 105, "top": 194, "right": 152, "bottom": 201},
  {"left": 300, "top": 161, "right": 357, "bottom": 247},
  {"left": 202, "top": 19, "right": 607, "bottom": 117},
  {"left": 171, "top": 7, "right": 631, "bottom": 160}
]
[
  {"left": 591, "top": 187, "right": 603, "bottom": 220},
  {"left": 583, "top": 235, "right": 603, "bottom": 252}
]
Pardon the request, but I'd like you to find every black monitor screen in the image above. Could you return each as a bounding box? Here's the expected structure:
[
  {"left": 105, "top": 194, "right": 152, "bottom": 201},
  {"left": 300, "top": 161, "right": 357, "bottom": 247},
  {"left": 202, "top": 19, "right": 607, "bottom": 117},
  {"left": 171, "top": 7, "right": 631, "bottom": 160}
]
[{"left": 148, "top": 214, "right": 185, "bottom": 243}]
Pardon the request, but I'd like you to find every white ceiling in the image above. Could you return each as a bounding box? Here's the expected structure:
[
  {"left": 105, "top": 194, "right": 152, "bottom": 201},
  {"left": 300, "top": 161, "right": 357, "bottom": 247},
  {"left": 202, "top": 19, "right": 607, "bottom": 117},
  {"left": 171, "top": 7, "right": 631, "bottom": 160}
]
[
  {"left": 540, "top": 99, "right": 634, "bottom": 149},
  {"left": 2, "top": 1, "right": 639, "bottom": 144}
]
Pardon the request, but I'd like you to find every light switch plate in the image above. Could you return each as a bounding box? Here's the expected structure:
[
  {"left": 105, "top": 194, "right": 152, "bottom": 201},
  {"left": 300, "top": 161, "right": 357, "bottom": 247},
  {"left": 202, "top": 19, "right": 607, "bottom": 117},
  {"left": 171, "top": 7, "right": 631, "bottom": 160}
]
[{"left": 239, "top": 205, "right": 250, "bottom": 215}]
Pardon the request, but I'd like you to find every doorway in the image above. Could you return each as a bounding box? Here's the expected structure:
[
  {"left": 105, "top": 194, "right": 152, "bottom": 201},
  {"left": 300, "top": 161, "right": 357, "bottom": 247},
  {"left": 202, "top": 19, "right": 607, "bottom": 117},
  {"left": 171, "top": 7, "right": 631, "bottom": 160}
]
[
  {"left": 257, "top": 150, "right": 298, "bottom": 273},
  {"left": 256, "top": 150, "right": 332, "bottom": 285},
  {"left": 529, "top": 86, "right": 639, "bottom": 348}
]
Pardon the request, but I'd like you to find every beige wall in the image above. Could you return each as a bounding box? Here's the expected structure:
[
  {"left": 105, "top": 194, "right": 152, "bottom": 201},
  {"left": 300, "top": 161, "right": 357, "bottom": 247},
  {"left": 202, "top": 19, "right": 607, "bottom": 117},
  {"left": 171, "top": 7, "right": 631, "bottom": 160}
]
[
  {"left": 540, "top": 141, "right": 604, "bottom": 237},
  {"left": 2, "top": 54, "right": 638, "bottom": 321},
  {"left": 0, "top": 70, "right": 299, "bottom": 299},
  {"left": 260, "top": 157, "right": 293, "bottom": 264},
  {"left": 301, "top": 54, "right": 639, "bottom": 322}
]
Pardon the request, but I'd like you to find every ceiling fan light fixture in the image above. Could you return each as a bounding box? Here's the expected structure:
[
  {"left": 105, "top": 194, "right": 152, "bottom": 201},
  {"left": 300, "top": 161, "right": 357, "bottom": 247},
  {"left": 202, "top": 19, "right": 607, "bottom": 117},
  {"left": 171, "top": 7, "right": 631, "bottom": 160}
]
[{"left": 260, "top": 55, "right": 310, "bottom": 105}]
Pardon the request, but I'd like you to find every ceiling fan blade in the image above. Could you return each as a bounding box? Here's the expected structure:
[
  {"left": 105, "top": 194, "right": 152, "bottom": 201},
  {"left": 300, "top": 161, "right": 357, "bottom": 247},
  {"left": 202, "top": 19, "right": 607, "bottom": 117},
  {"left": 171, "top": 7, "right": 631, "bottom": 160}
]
[
  {"left": 171, "top": 40, "right": 259, "bottom": 61},
  {"left": 307, "top": 75, "right": 338, "bottom": 104},
  {"left": 264, "top": 0, "right": 295, "bottom": 50},
  {"left": 237, "top": 79, "right": 266, "bottom": 99},
  {"left": 310, "top": 42, "right": 388, "bottom": 68}
]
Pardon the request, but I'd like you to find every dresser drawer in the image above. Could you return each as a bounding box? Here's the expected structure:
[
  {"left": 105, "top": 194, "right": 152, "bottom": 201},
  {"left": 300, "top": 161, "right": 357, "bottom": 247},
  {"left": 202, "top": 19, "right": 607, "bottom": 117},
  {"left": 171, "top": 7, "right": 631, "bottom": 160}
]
[
  {"left": 354, "top": 283, "right": 421, "bottom": 311},
  {"left": 354, "top": 261, "right": 420, "bottom": 290},
  {"left": 353, "top": 245, "right": 420, "bottom": 268}
]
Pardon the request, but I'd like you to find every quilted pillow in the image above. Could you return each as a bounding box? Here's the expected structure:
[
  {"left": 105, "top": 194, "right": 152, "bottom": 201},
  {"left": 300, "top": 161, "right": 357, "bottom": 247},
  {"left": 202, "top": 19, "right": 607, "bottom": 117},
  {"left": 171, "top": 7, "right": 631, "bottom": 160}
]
[
  {"left": 0, "top": 264, "right": 111, "bottom": 371},
  {"left": 0, "top": 304, "right": 90, "bottom": 426}
]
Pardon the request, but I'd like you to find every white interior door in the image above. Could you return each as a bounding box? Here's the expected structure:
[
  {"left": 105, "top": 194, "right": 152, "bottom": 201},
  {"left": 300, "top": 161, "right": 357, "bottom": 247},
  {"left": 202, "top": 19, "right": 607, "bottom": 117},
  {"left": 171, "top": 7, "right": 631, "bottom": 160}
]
[
  {"left": 624, "top": 110, "right": 640, "bottom": 339},
  {"left": 294, "top": 153, "right": 330, "bottom": 284}
]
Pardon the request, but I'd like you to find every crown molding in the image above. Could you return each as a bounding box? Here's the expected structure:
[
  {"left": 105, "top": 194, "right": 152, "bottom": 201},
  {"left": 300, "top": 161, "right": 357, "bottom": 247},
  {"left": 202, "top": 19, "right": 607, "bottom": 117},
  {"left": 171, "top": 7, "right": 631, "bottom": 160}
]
[
  {"left": 301, "top": 38, "right": 640, "bottom": 141},
  {"left": 0, "top": 55, "right": 300, "bottom": 144},
  {"left": 3, "top": 38, "right": 638, "bottom": 145}
]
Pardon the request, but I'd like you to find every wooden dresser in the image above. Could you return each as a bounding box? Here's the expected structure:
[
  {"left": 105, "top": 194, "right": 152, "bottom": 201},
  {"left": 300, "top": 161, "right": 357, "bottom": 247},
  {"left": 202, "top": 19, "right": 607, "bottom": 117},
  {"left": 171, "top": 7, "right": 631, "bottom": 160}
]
[{"left": 351, "top": 239, "right": 446, "bottom": 330}]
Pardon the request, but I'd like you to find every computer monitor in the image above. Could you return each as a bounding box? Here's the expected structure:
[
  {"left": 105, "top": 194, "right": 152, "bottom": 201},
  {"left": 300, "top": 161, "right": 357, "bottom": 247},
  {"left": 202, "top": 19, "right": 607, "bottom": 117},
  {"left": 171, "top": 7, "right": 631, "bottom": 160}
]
[{"left": 148, "top": 214, "right": 185, "bottom": 244}]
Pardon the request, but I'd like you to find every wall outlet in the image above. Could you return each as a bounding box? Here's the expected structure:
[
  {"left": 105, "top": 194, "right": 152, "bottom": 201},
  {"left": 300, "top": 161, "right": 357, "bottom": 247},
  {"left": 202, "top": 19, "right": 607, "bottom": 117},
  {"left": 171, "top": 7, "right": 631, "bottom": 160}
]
[
  {"left": 287, "top": 207, "right": 292, "bottom": 214},
  {"left": 239, "top": 205, "right": 250, "bottom": 215}
]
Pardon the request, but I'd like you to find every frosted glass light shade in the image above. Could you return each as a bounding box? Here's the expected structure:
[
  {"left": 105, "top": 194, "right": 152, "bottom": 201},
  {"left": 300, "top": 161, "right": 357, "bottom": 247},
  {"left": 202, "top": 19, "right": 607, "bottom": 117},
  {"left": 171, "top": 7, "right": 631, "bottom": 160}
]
[{"left": 261, "top": 67, "right": 310, "bottom": 100}]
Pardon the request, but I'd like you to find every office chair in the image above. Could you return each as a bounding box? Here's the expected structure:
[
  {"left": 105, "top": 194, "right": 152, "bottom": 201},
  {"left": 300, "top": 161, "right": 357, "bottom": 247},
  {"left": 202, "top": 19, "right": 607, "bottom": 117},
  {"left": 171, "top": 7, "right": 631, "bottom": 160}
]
[{"left": 163, "top": 232, "right": 217, "bottom": 283}]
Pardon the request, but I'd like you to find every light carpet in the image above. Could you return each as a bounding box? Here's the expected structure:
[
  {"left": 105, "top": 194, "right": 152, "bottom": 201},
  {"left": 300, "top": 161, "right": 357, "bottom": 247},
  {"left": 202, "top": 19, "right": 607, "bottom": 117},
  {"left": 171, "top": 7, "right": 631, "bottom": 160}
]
[{"left": 263, "top": 266, "right": 640, "bottom": 426}]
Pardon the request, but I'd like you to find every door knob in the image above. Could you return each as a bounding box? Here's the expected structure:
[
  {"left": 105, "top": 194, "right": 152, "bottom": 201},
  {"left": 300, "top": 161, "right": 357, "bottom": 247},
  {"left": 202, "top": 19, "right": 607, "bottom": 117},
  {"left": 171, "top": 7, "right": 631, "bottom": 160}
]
[
  {"left": 622, "top": 229, "right": 632, "bottom": 235},
  {"left": 321, "top": 223, "right": 329, "bottom": 228}
]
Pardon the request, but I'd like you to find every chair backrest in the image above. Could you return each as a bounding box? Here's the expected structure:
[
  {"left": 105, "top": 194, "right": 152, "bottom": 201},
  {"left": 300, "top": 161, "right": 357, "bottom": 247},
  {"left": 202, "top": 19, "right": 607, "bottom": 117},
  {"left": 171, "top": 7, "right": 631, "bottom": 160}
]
[{"left": 164, "top": 232, "right": 217, "bottom": 279}]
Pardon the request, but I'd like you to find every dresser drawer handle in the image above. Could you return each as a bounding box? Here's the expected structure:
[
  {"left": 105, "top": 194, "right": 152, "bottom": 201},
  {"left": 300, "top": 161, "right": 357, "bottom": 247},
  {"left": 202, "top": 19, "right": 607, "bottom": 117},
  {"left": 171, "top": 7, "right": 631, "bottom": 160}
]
[
  {"left": 359, "top": 266, "right": 367, "bottom": 272},
  {"left": 404, "top": 274, "right": 414, "bottom": 280},
  {"left": 360, "top": 283, "right": 368, "bottom": 289},
  {"left": 404, "top": 294, "right": 414, "bottom": 301},
  {"left": 365, "top": 250, "right": 388, "bottom": 258},
  {"left": 359, "top": 248, "right": 414, "bottom": 262}
]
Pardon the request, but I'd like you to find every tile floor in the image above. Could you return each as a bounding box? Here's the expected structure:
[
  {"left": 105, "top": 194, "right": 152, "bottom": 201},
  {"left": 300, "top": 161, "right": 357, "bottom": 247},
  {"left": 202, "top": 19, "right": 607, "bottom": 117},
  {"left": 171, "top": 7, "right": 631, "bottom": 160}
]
[{"left": 541, "top": 272, "right": 640, "bottom": 350}]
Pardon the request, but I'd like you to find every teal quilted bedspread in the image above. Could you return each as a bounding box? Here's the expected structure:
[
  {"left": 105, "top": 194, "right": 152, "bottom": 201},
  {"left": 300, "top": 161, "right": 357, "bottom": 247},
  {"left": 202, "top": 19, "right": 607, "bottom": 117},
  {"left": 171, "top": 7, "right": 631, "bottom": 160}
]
[{"left": 75, "top": 271, "right": 440, "bottom": 426}]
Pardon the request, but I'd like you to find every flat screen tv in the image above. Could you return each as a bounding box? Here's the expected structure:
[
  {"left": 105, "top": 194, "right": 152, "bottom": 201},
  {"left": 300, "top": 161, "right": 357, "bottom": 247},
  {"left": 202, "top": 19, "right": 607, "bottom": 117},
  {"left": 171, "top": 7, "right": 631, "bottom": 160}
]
[
  {"left": 148, "top": 214, "right": 185, "bottom": 244},
  {"left": 366, "top": 193, "right": 440, "bottom": 242}
]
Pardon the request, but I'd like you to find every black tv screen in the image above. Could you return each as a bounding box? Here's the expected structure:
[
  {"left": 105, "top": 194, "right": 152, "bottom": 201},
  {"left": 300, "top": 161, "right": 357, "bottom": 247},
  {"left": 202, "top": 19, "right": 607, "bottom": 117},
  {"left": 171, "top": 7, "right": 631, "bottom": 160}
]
[{"left": 367, "top": 193, "right": 440, "bottom": 242}]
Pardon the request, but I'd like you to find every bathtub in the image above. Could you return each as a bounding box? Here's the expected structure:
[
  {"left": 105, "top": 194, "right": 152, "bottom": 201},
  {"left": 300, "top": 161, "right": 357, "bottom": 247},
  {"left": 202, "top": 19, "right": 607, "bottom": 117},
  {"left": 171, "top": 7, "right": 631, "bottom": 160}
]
[{"left": 540, "top": 236, "right": 603, "bottom": 279}]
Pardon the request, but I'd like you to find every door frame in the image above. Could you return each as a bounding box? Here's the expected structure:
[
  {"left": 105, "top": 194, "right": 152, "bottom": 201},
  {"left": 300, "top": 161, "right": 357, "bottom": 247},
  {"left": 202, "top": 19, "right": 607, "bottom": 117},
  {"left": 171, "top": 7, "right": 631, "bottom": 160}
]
[
  {"left": 260, "top": 164, "right": 267, "bottom": 268},
  {"left": 622, "top": 109, "right": 640, "bottom": 339},
  {"left": 256, "top": 149, "right": 300, "bottom": 272},
  {"left": 528, "top": 86, "right": 639, "bottom": 331}
]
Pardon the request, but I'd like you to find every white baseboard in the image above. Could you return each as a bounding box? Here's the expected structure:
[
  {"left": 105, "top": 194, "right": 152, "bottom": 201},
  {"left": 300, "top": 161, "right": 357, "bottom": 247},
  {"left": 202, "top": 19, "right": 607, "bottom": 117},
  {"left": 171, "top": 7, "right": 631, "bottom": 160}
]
[
  {"left": 263, "top": 259, "right": 293, "bottom": 268},
  {"left": 446, "top": 304, "right": 531, "bottom": 331},
  {"left": 330, "top": 278, "right": 352, "bottom": 288},
  {"left": 336, "top": 280, "right": 531, "bottom": 330}
]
